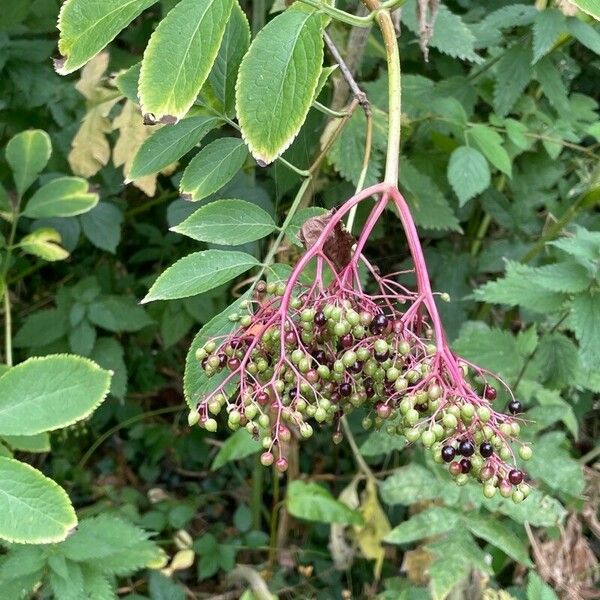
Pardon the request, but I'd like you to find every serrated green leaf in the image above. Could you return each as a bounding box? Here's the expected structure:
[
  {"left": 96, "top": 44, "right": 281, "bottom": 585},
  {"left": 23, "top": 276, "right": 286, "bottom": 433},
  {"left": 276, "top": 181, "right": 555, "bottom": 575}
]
[
  {"left": 532, "top": 9, "right": 567, "bottom": 63},
  {"left": 287, "top": 480, "right": 363, "bottom": 526},
  {"left": 535, "top": 56, "right": 570, "bottom": 114},
  {"left": 148, "top": 571, "right": 185, "bottom": 600},
  {"left": 505, "top": 118, "right": 532, "bottom": 150},
  {"left": 568, "top": 17, "right": 600, "bottom": 54},
  {"left": 384, "top": 507, "right": 459, "bottom": 544},
  {"left": 380, "top": 465, "right": 442, "bottom": 506},
  {"left": 173, "top": 199, "right": 276, "bottom": 244},
  {"left": 184, "top": 295, "right": 249, "bottom": 408},
  {"left": 128, "top": 115, "right": 221, "bottom": 180},
  {"left": 88, "top": 296, "right": 153, "bottom": 332},
  {"left": 494, "top": 44, "right": 533, "bottom": 117},
  {"left": 359, "top": 430, "right": 406, "bottom": 457},
  {"left": 527, "top": 432, "right": 585, "bottom": 496},
  {"left": 57, "top": 0, "right": 158, "bottom": 75},
  {"left": 550, "top": 226, "right": 600, "bottom": 268},
  {"left": 138, "top": 0, "right": 233, "bottom": 121},
  {"left": 467, "top": 124, "right": 512, "bottom": 176},
  {"left": 236, "top": 7, "right": 324, "bottom": 164},
  {"left": 426, "top": 529, "right": 490, "bottom": 600},
  {"left": 569, "top": 292, "right": 600, "bottom": 369},
  {"left": 23, "top": 177, "right": 98, "bottom": 218},
  {"left": 115, "top": 62, "right": 141, "bottom": 104},
  {"left": 465, "top": 513, "right": 532, "bottom": 566},
  {"left": 5, "top": 130, "right": 52, "bottom": 197},
  {"left": 14, "top": 308, "right": 68, "bottom": 348},
  {"left": 401, "top": 1, "right": 481, "bottom": 62},
  {"left": 400, "top": 160, "right": 460, "bottom": 231},
  {"left": 211, "top": 429, "right": 261, "bottom": 470},
  {"left": 143, "top": 250, "right": 259, "bottom": 303},
  {"left": 447, "top": 146, "right": 490, "bottom": 206},
  {"left": 180, "top": 138, "right": 248, "bottom": 202},
  {"left": 527, "top": 571, "right": 559, "bottom": 600},
  {"left": 81, "top": 567, "right": 117, "bottom": 600},
  {"left": 328, "top": 108, "right": 386, "bottom": 187},
  {"left": 529, "top": 261, "right": 591, "bottom": 293},
  {"left": 0, "top": 355, "right": 111, "bottom": 436},
  {"left": 80, "top": 202, "right": 123, "bottom": 254},
  {"left": 91, "top": 337, "right": 127, "bottom": 400},
  {"left": 475, "top": 261, "right": 567, "bottom": 313},
  {"left": 61, "top": 514, "right": 165, "bottom": 575},
  {"left": 0, "top": 545, "right": 46, "bottom": 582},
  {"left": 535, "top": 332, "right": 579, "bottom": 389},
  {"left": 453, "top": 322, "right": 525, "bottom": 380},
  {"left": 2, "top": 433, "right": 50, "bottom": 453},
  {"left": 0, "top": 457, "right": 77, "bottom": 543},
  {"left": 20, "top": 228, "right": 69, "bottom": 262},
  {"left": 207, "top": 1, "right": 250, "bottom": 117},
  {"left": 569, "top": 0, "right": 600, "bottom": 20}
]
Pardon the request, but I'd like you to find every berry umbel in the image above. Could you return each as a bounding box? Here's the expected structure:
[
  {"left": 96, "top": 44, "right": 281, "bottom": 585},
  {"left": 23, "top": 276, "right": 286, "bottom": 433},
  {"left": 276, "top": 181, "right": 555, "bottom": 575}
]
[{"left": 188, "top": 183, "right": 531, "bottom": 500}]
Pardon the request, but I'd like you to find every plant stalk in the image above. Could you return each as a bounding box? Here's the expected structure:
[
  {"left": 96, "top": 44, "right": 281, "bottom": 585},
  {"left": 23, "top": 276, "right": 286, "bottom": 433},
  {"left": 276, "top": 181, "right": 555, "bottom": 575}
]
[{"left": 363, "top": 2, "right": 401, "bottom": 185}]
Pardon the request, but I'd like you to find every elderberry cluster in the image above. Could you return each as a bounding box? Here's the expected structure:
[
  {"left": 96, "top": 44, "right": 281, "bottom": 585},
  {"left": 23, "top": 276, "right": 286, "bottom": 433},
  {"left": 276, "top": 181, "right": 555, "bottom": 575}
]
[{"left": 189, "top": 277, "right": 532, "bottom": 502}]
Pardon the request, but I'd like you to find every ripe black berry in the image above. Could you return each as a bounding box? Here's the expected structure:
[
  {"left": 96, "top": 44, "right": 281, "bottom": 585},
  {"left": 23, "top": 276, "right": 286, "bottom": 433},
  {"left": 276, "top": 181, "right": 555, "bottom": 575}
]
[
  {"left": 460, "top": 458, "right": 472, "bottom": 473},
  {"left": 441, "top": 445, "right": 455, "bottom": 463},
  {"left": 288, "top": 388, "right": 298, "bottom": 400},
  {"left": 348, "top": 361, "right": 363, "bottom": 374},
  {"left": 340, "top": 333, "right": 354, "bottom": 349},
  {"left": 218, "top": 353, "right": 227, "bottom": 367},
  {"left": 458, "top": 440, "right": 475, "bottom": 457},
  {"left": 483, "top": 384, "right": 496, "bottom": 400},
  {"left": 312, "top": 349, "right": 327, "bottom": 365},
  {"left": 479, "top": 442, "right": 494, "bottom": 458},
  {"left": 314, "top": 311, "right": 326, "bottom": 326},
  {"left": 507, "top": 399, "right": 522, "bottom": 414},
  {"left": 508, "top": 469, "right": 523, "bottom": 485},
  {"left": 374, "top": 350, "right": 389, "bottom": 363},
  {"left": 339, "top": 382, "right": 352, "bottom": 397}
]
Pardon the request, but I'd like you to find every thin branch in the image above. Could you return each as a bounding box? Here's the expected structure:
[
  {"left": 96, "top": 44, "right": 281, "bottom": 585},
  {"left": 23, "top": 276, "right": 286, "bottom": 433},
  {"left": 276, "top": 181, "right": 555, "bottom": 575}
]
[{"left": 324, "top": 32, "right": 371, "bottom": 117}]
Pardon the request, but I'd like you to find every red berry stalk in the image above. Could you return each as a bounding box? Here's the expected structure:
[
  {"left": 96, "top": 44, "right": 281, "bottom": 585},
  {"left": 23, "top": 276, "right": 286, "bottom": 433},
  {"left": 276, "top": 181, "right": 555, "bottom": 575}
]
[{"left": 191, "top": 183, "right": 532, "bottom": 502}]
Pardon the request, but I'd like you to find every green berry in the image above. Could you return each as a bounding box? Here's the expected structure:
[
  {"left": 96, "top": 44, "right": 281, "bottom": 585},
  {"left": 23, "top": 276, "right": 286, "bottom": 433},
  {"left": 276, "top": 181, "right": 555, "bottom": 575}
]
[
  {"left": 519, "top": 445, "right": 532, "bottom": 461},
  {"left": 443, "top": 413, "right": 458, "bottom": 430},
  {"left": 477, "top": 406, "right": 492, "bottom": 423},
  {"left": 483, "top": 484, "right": 497, "bottom": 498},
  {"left": 421, "top": 430, "right": 436, "bottom": 448},
  {"left": 204, "top": 418, "right": 217, "bottom": 432},
  {"left": 188, "top": 410, "right": 200, "bottom": 426}
]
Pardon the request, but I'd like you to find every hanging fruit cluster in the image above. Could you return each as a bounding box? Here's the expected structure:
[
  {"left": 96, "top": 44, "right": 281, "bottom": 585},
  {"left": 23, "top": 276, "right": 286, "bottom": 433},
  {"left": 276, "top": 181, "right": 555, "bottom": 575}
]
[{"left": 189, "top": 184, "right": 531, "bottom": 501}]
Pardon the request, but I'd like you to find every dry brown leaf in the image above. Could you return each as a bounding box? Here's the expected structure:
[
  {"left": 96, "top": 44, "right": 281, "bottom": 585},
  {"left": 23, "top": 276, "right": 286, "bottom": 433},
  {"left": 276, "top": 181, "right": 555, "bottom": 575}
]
[
  {"left": 416, "top": 0, "right": 440, "bottom": 62},
  {"left": 401, "top": 547, "right": 433, "bottom": 586},
  {"left": 299, "top": 211, "right": 355, "bottom": 270},
  {"left": 354, "top": 479, "right": 391, "bottom": 580},
  {"left": 68, "top": 53, "right": 122, "bottom": 177},
  {"left": 113, "top": 100, "right": 157, "bottom": 196}
]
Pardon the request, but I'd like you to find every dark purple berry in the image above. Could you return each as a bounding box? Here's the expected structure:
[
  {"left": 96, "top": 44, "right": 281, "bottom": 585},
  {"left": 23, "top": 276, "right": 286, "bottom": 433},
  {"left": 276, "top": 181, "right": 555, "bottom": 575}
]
[
  {"left": 330, "top": 391, "right": 340, "bottom": 404},
  {"left": 312, "top": 349, "right": 327, "bottom": 365},
  {"left": 460, "top": 458, "right": 472, "bottom": 473},
  {"left": 314, "top": 311, "right": 326, "bottom": 326},
  {"left": 348, "top": 361, "right": 363, "bottom": 374},
  {"left": 339, "top": 383, "right": 352, "bottom": 397},
  {"left": 340, "top": 333, "right": 354, "bottom": 349},
  {"left": 228, "top": 357, "right": 241, "bottom": 370},
  {"left": 415, "top": 403, "right": 428, "bottom": 412},
  {"left": 458, "top": 440, "right": 475, "bottom": 457},
  {"left": 218, "top": 353, "right": 227, "bottom": 368},
  {"left": 479, "top": 442, "right": 494, "bottom": 458},
  {"left": 284, "top": 331, "right": 296, "bottom": 345},
  {"left": 288, "top": 388, "right": 298, "bottom": 400},
  {"left": 374, "top": 314, "right": 388, "bottom": 329},
  {"left": 374, "top": 350, "right": 389, "bottom": 363},
  {"left": 507, "top": 400, "right": 522, "bottom": 414},
  {"left": 508, "top": 469, "right": 523, "bottom": 485},
  {"left": 441, "top": 445, "right": 455, "bottom": 463},
  {"left": 483, "top": 384, "right": 496, "bottom": 400},
  {"left": 256, "top": 391, "right": 270, "bottom": 405}
]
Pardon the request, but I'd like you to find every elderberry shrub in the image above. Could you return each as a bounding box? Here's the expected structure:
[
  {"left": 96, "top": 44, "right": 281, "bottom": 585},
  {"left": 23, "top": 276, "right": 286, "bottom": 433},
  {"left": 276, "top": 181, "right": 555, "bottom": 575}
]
[{"left": 189, "top": 273, "right": 532, "bottom": 503}]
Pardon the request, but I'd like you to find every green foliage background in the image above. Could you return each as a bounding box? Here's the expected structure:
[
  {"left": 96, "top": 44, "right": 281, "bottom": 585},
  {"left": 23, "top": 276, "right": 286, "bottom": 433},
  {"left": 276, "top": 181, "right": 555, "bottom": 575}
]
[{"left": 0, "top": 0, "right": 598, "bottom": 598}]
